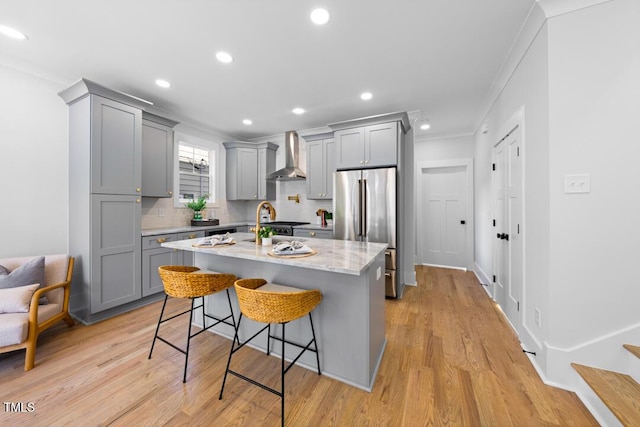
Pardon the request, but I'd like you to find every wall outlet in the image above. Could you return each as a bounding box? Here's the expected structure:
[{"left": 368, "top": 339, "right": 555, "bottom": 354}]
[
  {"left": 564, "top": 174, "right": 590, "bottom": 193},
  {"left": 534, "top": 308, "right": 541, "bottom": 327}
]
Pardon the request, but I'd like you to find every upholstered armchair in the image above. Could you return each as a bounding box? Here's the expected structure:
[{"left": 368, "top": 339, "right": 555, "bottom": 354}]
[{"left": 0, "top": 254, "right": 74, "bottom": 370}]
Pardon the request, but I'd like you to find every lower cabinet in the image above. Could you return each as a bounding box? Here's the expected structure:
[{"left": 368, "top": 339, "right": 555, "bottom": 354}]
[
  {"left": 293, "top": 228, "right": 334, "bottom": 239},
  {"left": 141, "top": 231, "right": 205, "bottom": 297}
]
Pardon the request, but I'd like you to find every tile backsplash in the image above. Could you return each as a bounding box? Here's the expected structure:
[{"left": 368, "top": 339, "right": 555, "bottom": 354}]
[{"left": 141, "top": 180, "right": 332, "bottom": 229}]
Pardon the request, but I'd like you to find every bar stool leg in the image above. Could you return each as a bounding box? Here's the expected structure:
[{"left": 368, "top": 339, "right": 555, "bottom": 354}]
[
  {"left": 148, "top": 294, "right": 169, "bottom": 359},
  {"left": 281, "top": 322, "right": 286, "bottom": 427},
  {"left": 225, "top": 289, "right": 239, "bottom": 346},
  {"left": 219, "top": 313, "right": 243, "bottom": 399},
  {"left": 308, "top": 313, "right": 321, "bottom": 375},
  {"left": 267, "top": 324, "right": 271, "bottom": 355},
  {"left": 183, "top": 298, "right": 196, "bottom": 383}
]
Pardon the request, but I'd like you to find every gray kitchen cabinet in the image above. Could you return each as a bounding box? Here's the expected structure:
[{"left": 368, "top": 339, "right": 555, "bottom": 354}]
[
  {"left": 224, "top": 141, "right": 277, "bottom": 200},
  {"left": 90, "top": 95, "right": 142, "bottom": 195},
  {"left": 142, "top": 233, "right": 179, "bottom": 297},
  {"left": 142, "top": 113, "right": 179, "bottom": 198},
  {"left": 60, "top": 78, "right": 152, "bottom": 324},
  {"left": 333, "top": 122, "right": 398, "bottom": 170},
  {"left": 305, "top": 133, "right": 335, "bottom": 199},
  {"left": 293, "top": 228, "right": 333, "bottom": 239},
  {"left": 177, "top": 230, "right": 205, "bottom": 266},
  {"left": 91, "top": 194, "right": 142, "bottom": 311},
  {"left": 141, "top": 230, "right": 204, "bottom": 297}
]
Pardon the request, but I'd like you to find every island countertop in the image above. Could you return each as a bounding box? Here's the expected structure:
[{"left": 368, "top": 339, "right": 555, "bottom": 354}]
[{"left": 161, "top": 232, "right": 388, "bottom": 276}]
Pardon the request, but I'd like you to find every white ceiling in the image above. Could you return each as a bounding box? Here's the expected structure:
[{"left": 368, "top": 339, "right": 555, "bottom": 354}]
[{"left": 0, "top": 0, "right": 535, "bottom": 140}]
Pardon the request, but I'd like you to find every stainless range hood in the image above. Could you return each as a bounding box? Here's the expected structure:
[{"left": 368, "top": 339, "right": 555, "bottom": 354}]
[{"left": 267, "top": 130, "right": 306, "bottom": 181}]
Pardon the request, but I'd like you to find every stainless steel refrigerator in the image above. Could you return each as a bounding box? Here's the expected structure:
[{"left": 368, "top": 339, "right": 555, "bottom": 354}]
[{"left": 333, "top": 167, "right": 398, "bottom": 297}]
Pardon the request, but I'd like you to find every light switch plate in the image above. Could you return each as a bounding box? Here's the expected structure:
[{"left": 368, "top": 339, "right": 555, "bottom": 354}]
[{"left": 564, "top": 174, "right": 590, "bottom": 193}]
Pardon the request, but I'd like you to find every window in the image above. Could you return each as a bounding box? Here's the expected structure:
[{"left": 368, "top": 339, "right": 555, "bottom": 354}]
[{"left": 177, "top": 141, "right": 216, "bottom": 204}]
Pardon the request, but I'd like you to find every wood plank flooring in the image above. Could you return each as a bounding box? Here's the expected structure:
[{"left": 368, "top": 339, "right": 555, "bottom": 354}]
[{"left": 0, "top": 266, "right": 597, "bottom": 426}]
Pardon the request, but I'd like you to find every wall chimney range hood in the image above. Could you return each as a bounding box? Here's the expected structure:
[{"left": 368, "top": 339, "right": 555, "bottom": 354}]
[{"left": 267, "top": 130, "right": 306, "bottom": 181}]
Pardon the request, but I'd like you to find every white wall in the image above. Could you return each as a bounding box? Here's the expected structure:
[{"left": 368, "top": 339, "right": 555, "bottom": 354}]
[
  {"left": 546, "top": 0, "right": 640, "bottom": 347},
  {"left": 0, "top": 65, "right": 68, "bottom": 258},
  {"left": 414, "top": 134, "right": 475, "bottom": 161},
  {"left": 474, "top": 9, "right": 551, "bottom": 368},
  {"left": 474, "top": 0, "right": 640, "bottom": 398}
]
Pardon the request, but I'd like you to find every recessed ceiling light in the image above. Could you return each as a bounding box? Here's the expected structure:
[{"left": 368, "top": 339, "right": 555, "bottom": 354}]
[
  {"left": 420, "top": 120, "right": 431, "bottom": 130},
  {"left": 216, "top": 51, "right": 233, "bottom": 63},
  {"left": 0, "top": 25, "right": 27, "bottom": 40},
  {"left": 310, "top": 8, "right": 330, "bottom": 25},
  {"left": 360, "top": 92, "right": 373, "bottom": 101},
  {"left": 243, "top": 119, "right": 253, "bottom": 125},
  {"left": 292, "top": 108, "right": 305, "bottom": 115},
  {"left": 155, "top": 79, "right": 171, "bottom": 88}
]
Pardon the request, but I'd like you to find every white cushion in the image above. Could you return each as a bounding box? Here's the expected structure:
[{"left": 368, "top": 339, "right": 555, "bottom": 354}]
[
  {"left": 0, "top": 312, "right": 29, "bottom": 346},
  {"left": 0, "top": 283, "right": 39, "bottom": 313},
  {"left": 0, "top": 304, "right": 63, "bottom": 347}
]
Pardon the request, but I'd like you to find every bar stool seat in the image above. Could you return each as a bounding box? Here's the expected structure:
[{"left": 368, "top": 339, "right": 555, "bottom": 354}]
[
  {"left": 148, "top": 266, "right": 237, "bottom": 383},
  {"left": 219, "top": 278, "right": 322, "bottom": 427}
]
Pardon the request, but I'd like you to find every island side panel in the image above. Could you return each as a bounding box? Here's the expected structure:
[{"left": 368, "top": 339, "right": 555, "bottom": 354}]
[{"left": 195, "top": 252, "right": 385, "bottom": 391}]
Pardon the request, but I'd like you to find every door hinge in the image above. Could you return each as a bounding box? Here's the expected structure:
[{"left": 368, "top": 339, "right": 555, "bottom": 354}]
[
  {"left": 492, "top": 275, "right": 496, "bottom": 283},
  {"left": 492, "top": 163, "right": 496, "bottom": 171}
]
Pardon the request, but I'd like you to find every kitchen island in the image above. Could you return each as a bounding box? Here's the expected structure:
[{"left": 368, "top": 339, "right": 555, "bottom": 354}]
[{"left": 162, "top": 232, "right": 387, "bottom": 391}]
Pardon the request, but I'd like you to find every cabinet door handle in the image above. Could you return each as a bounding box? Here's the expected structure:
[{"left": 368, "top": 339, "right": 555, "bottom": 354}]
[
  {"left": 136, "top": 187, "right": 141, "bottom": 192},
  {"left": 136, "top": 198, "right": 141, "bottom": 203},
  {"left": 156, "top": 238, "right": 167, "bottom": 243},
  {"left": 168, "top": 191, "right": 173, "bottom": 196},
  {"left": 310, "top": 232, "right": 316, "bottom": 237}
]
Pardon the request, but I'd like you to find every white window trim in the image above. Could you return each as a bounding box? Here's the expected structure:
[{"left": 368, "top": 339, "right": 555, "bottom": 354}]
[{"left": 173, "top": 133, "right": 220, "bottom": 209}]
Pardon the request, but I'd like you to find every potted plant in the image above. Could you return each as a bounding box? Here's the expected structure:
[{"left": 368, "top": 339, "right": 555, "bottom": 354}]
[
  {"left": 185, "top": 194, "right": 208, "bottom": 220},
  {"left": 258, "top": 226, "right": 276, "bottom": 246}
]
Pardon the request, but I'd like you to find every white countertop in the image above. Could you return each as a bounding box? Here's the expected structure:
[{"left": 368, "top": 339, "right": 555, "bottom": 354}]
[
  {"left": 161, "top": 232, "right": 387, "bottom": 276},
  {"left": 141, "top": 222, "right": 248, "bottom": 237}
]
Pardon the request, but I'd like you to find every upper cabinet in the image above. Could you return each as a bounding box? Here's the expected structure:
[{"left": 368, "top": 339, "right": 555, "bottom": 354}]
[
  {"left": 141, "top": 112, "right": 179, "bottom": 198},
  {"left": 329, "top": 112, "right": 410, "bottom": 170},
  {"left": 224, "top": 141, "right": 277, "bottom": 200},
  {"left": 305, "top": 132, "right": 335, "bottom": 200},
  {"left": 90, "top": 95, "right": 142, "bottom": 195}
]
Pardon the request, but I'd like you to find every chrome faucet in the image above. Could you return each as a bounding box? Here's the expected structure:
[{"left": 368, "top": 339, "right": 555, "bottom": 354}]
[{"left": 254, "top": 201, "right": 276, "bottom": 245}]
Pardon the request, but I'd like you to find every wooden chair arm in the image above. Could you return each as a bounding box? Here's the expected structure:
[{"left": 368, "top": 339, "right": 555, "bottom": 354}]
[{"left": 27, "top": 257, "right": 74, "bottom": 325}]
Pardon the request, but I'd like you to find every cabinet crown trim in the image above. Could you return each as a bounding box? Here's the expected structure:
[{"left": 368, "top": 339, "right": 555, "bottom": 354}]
[
  {"left": 328, "top": 111, "right": 411, "bottom": 134},
  {"left": 58, "top": 78, "right": 153, "bottom": 109},
  {"left": 223, "top": 141, "right": 278, "bottom": 151}
]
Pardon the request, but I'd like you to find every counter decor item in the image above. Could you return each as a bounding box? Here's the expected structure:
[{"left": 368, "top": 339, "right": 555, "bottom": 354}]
[
  {"left": 192, "top": 233, "right": 235, "bottom": 248},
  {"left": 269, "top": 240, "right": 316, "bottom": 257},
  {"left": 185, "top": 195, "right": 208, "bottom": 221},
  {"left": 258, "top": 226, "right": 276, "bottom": 246}
]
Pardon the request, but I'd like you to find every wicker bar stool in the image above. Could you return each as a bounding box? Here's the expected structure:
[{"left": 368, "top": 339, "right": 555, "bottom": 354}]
[
  {"left": 219, "top": 278, "right": 322, "bottom": 427},
  {"left": 148, "top": 265, "right": 238, "bottom": 383}
]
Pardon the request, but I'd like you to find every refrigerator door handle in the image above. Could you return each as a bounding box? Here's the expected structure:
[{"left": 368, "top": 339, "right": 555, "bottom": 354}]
[
  {"left": 357, "top": 179, "right": 363, "bottom": 236},
  {"left": 362, "top": 179, "right": 368, "bottom": 237}
]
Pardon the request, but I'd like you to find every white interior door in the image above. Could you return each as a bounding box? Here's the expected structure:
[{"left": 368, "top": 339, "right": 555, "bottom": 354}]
[
  {"left": 505, "top": 126, "right": 523, "bottom": 324},
  {"left": 493, "top": 140, "right": 507, "bottom": 306},
  {"left": 418, "top": 162, "right": 471, "bottom": 269},
  {"left": 493, "top": 123, "right": 524, "bottom": 330}
]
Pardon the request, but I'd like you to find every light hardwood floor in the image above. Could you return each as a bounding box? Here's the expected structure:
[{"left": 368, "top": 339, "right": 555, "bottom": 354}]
[{"left": 0, "top": 266, "right": 597, "bottom": 426}]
